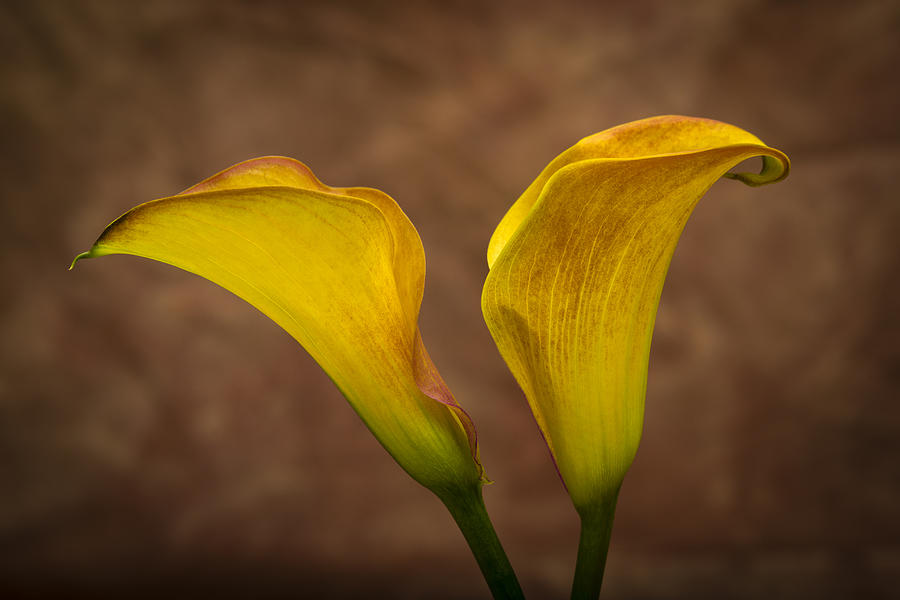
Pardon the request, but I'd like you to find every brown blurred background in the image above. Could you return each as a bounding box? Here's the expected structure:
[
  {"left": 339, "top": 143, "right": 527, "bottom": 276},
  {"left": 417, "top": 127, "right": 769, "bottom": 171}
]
[{"left": 1, "top": 0, "right": 898, "bottom": 598}]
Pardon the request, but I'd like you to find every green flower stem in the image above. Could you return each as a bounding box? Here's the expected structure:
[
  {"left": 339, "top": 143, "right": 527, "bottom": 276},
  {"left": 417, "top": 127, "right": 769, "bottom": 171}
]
[
  {"left": 570, "top": 496, "right": 618, "bottom": 600},
  {"left": 439, "top": 485, "right": 525, "bottom": 600}
]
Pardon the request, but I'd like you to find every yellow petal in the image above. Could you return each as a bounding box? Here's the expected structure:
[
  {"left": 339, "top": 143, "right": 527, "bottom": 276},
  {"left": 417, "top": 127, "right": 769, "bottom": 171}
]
[
  {"left": 73, "top": 156, "right": 484, "bottom": 492},
  {"left": 482, "top": 116, "right": 789, "bottom": 511}
]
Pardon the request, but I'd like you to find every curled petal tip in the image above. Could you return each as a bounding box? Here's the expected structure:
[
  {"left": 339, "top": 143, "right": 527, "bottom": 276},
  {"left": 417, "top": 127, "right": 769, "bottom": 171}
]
[{"left": 725, "top": 151, "right": 791, "bottom": 186}]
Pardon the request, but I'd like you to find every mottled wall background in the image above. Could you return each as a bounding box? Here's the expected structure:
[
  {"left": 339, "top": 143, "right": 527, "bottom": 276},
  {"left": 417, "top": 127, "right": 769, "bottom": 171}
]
[{"left": 1, "top": 0, "right": 898, "bottom": 598}]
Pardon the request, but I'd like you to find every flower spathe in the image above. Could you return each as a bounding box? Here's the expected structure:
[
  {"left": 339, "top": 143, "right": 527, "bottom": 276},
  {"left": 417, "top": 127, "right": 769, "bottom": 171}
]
[
  {"left": 72, "top": 156, "right": 485, "bottom": 495},
  {"left": 482, "top": 116, "right": 790, "bottom": 513}
]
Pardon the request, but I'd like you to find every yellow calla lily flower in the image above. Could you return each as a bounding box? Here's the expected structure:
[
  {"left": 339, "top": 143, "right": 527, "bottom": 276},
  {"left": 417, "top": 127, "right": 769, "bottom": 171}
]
[
  {"left": 73, "top": 156, "right": 484, "bottom": 492},
  {"left": 73, "top": 157, "right": 524, "bottom": 598},
  {"left": 482, "top": 116, "right": 790, "bottom": 597}
]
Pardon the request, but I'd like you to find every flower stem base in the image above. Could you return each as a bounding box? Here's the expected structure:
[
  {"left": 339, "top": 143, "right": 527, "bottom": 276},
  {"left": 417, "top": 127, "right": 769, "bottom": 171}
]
[
  {"left": 439, "top": 486, "right": 525, "bottom": 600},
  {"left": 571, "top": 496, "right": 618, "bottom": 600}
]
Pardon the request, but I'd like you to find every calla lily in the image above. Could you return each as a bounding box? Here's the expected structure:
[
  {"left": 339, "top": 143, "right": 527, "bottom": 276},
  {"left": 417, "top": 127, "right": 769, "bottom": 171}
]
[
  {"left": 481, "top": 116, "right": 790, "bottom": 597},
  {"left": 73, "top": 157, "right": 523, "bottom": 599}
]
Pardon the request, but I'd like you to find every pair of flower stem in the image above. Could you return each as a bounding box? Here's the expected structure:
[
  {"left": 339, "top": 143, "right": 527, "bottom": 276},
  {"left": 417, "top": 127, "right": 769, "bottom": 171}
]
[{"left": 72, "top": 116, "right": 789, "bottom": 598}]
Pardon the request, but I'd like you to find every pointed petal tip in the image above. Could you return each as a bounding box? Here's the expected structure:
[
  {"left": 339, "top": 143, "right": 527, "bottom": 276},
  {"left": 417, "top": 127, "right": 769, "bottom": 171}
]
[
  {"left": 69, "top": 249, "right": 94, "bottom": 270},
  {"left": 69, "top": 245, "right": 114, "bottom": 270}
]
